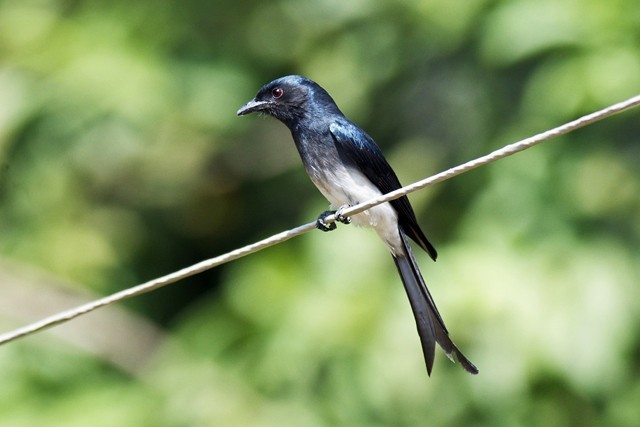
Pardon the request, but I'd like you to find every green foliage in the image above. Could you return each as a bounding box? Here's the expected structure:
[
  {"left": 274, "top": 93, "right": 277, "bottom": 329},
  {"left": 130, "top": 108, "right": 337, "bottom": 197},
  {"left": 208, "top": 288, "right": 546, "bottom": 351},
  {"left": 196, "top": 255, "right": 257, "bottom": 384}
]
[{"left": 1, "top": 0, "right": 639, "bottom": 425}]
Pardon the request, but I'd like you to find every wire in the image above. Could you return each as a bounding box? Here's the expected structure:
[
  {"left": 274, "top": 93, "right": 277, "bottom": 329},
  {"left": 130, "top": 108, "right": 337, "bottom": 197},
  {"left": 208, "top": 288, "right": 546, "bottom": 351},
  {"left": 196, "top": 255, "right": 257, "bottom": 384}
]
[{"left": 1, "top": 93, "right": 639, "bottom": 346}]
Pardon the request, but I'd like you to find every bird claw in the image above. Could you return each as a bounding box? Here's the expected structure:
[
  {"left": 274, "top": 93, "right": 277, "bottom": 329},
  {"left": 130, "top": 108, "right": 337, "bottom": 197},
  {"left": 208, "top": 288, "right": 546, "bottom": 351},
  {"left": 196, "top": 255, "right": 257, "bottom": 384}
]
[
  {"left": 335, "top": 205, "right": 352, "bottom": 225},
  {"left": 316, "top": 206, "right": 352, "bottom": 232},
  {"left": 316, "top": 210, "right": 337, "bottom": 232}
]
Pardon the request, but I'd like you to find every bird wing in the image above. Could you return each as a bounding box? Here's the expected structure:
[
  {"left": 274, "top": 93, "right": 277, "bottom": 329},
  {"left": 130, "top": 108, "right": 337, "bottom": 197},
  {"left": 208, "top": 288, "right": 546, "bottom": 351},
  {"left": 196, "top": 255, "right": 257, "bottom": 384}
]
[{"left": 329, "top": 120, "right": 437, "bottom": 260}]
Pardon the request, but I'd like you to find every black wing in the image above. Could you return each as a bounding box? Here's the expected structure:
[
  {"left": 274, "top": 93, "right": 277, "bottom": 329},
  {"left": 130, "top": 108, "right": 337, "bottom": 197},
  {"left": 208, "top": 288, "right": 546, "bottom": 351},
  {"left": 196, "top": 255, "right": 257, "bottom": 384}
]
[{"left": 329, "top": 120, "right": 437, "bottom": 260}]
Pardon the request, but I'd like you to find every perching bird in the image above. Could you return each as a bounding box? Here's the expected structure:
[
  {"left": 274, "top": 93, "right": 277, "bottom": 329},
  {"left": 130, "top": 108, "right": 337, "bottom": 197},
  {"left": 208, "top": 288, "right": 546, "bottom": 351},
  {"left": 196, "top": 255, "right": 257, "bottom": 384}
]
[{"left": 237, "top": 75, "right": 478, "bottom": 375}]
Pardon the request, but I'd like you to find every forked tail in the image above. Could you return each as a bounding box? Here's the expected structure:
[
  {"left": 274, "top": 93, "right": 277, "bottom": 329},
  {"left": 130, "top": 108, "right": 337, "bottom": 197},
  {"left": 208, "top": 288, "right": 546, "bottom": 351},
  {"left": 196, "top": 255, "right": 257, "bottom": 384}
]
[{"left": 392, "top": 227, "right": 478, "bottom": 375}]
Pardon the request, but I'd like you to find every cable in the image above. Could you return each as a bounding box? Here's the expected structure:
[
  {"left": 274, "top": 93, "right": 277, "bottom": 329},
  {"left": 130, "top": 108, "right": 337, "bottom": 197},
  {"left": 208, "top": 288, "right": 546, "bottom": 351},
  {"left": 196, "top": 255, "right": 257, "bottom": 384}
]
[{"left": 1, "top": 93, "right": 639, "bottom": 346}]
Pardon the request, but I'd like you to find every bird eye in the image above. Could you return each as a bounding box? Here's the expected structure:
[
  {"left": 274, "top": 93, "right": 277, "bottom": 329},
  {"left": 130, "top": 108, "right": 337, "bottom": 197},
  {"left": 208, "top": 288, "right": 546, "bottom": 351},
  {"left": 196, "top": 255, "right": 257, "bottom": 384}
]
[{"left": 271, "top": 87, "right": 283, "bottom": 99}]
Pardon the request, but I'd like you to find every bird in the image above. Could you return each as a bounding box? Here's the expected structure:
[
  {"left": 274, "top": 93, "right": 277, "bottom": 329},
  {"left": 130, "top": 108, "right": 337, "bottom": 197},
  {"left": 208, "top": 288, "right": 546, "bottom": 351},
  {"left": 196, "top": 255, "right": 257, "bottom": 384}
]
[{"left": 237, "top": 75, "right": 478, "bottom": 376}]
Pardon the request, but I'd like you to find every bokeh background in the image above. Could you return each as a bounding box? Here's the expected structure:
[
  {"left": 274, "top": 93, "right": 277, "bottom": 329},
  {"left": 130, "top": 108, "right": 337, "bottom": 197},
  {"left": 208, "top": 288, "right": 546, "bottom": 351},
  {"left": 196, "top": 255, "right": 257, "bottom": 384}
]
[{"left": 1, "top": 0, "right": 639, "bottom": 426}]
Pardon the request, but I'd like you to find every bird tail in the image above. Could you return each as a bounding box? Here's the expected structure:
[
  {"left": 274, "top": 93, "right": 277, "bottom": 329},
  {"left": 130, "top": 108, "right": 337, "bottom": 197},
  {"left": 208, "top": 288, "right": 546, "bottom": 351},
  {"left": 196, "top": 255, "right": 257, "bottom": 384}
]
[{"left": 392, "top": 226, "right": 479, "bottom": 375}]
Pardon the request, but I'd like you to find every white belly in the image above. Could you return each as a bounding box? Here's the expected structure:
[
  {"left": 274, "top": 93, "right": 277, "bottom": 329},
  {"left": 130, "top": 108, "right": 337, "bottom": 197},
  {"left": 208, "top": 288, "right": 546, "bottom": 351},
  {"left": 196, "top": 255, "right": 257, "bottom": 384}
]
[{"left": 309, "top": 163, "right": 403, "bottom": 255}]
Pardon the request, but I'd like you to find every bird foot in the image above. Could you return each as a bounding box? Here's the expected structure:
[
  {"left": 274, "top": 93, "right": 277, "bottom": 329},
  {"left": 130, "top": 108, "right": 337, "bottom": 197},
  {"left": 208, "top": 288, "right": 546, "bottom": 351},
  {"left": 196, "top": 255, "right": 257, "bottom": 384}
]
[
  {"left": 316, "top": 210, "right": 337, "bottom": 232},
  {"left": 316, "top": 206, "right": 352, "bottom": 232},
  {"left": 335, "top": 205, "right": 352, "bottom": 225}
]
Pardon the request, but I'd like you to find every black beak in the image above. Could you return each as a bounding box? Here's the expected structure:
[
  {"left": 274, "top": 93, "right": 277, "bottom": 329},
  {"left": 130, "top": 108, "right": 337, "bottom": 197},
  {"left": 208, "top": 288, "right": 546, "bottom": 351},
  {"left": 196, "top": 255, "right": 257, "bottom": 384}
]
[{"left": 237, "top": 98, "right": 271, "bottom": 116}]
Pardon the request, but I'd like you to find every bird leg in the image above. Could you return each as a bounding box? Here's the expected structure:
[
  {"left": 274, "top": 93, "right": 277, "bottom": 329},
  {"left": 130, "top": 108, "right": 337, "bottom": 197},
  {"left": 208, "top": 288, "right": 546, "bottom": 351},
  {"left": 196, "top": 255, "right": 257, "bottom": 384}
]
[{"left": 316, "top": 205, "right": 352, "bottom": 232}]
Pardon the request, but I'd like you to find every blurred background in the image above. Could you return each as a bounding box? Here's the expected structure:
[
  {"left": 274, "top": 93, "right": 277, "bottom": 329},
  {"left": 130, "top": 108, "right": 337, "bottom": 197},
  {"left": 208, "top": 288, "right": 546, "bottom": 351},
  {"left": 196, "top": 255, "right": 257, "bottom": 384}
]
[{"left": 1, "top": 0, "right": 639, "bottom": 425}]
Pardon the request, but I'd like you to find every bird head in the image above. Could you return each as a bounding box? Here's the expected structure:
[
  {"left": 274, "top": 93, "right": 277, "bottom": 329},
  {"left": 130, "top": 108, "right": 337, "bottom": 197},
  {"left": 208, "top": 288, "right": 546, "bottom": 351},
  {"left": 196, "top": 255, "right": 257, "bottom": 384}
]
[{"left": 237, "top": 75, "right": 340, "bottom": 126}]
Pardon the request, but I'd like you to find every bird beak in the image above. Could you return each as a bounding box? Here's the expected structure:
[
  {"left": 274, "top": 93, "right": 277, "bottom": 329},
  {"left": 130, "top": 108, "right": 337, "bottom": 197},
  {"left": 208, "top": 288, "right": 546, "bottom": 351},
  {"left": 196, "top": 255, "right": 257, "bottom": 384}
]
[{"left": 236, "top": 98, "right": 271, "bottom": 116}]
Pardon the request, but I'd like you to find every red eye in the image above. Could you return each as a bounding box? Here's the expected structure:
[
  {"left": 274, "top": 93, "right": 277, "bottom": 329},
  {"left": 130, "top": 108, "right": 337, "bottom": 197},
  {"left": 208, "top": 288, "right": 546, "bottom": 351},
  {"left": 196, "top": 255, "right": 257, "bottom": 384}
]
[{"left": 272, "top": 87, "right": 283, "bottom": 98}]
